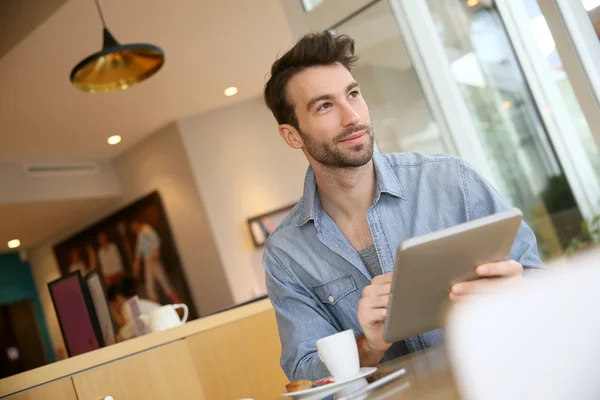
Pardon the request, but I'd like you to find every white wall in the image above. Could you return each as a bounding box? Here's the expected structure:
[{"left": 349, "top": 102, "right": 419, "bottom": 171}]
[
  {"left": 28, "top": 122, "right": 234, "bottom": 358},
  {"left": 179, "top": 96, "right": 309, "bottom": 304},
  {"left": 113, "top": 122, "right": 233, "bottom": 316}
]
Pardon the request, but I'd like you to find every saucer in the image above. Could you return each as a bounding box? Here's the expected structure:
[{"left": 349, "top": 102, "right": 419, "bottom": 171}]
[{"left": 282, "top": 367, "right": 377, "bottom": 399}]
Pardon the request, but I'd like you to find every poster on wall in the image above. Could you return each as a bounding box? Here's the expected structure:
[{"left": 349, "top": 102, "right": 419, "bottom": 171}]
[{"left": 53, "top": 191, "right": 198, "bottom": 342}]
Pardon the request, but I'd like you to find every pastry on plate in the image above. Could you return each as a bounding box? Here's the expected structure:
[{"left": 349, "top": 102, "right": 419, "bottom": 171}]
[{"left": 285, "top": 379, "right": 314, "bottom": 392}]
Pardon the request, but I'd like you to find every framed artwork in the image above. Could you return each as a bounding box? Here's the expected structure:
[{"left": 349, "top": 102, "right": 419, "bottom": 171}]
[
  {"left": 247, "top": 204, "right": 296, "bottom": 247},
  {"left": 48, "top": 271, "right": 103, "bottom": 357},
  {"left": 84, "top": 270, "right": 117, "bottom": 346},
  {"left": 53, "top": 191, "right": 198, "bottom": 345}
]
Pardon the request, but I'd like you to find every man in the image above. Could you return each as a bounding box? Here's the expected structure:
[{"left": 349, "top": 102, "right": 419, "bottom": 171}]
[
  {"left": 130, "top": 218, "right": 179, "bottom": 304},
  {"left": 262, "top": 31, "right": 543, "bottom": 382},
  {"left": 97, "top": 232, "right": 125, "bottom": 286}
]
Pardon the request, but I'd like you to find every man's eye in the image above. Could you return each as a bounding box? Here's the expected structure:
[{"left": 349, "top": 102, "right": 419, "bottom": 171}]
[
  {"left": 317, "top": 103, "right": 332, "bottom": 112},
  {"left": 349, "top": 90, "right": 360, "bottom": 98}
]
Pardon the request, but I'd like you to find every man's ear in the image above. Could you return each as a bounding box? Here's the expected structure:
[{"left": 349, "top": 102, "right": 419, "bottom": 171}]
[{"left": 278, "top": 124, "right": 304, "bottom": 149}]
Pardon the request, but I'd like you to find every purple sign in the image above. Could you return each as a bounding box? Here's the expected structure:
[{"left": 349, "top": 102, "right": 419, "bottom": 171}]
[{"left": 49, "top": 272, "right": 100, "bottom": 357}]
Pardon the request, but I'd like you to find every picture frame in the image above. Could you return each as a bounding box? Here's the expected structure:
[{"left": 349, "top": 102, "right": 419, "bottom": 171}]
[
  {"left": 84, "top": 269, "right": 117, "bottom": 346},
  {"left": 48, "top": 271, "right": 103, "bottom": 357},
  {"left": 53, "top": 191, "right": 198, "bottom": 324},
  {"left": 247, "top": 204, "right": 296, "bottom": 248}
]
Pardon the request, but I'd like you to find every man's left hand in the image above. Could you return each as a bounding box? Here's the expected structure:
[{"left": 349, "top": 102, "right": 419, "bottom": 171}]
[{"left": 449, "top": 260, "right": 523, "bottom": 301}]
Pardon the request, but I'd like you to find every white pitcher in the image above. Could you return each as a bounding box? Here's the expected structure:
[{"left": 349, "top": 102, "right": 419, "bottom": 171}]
[{"left": 139, "top": 303, "right": 188, "bottom": 333}]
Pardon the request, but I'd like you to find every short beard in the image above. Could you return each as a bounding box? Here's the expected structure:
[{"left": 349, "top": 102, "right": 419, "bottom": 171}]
[{"left": 298, "top": 124, "right": 375, "bottom": 169}]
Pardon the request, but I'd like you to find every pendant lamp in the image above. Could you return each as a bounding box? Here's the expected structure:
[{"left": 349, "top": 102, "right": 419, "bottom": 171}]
[{"left": 70, "top": 0, "right": 165, "bottom": 93}]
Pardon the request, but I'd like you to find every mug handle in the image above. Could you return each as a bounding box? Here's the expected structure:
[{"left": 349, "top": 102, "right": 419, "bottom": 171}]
[{"left": 174, "top": 304, "right": 189, "bottom": 324}]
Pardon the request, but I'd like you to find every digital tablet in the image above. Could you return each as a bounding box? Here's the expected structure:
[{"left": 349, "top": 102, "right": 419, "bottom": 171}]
[{"left": 383, "top": 208, "right": 523, "bottom": 343}]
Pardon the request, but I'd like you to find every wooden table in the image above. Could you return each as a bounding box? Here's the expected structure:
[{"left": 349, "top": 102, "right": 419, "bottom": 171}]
[
  {"left": 1, "top": 300, "right": 290, "bottom": 400},
  {"left": 363, "top": 346, "right": 460, "bottom": 399},
  {"left": 278, "top": 346, "right": 461, "bottom": 400}
]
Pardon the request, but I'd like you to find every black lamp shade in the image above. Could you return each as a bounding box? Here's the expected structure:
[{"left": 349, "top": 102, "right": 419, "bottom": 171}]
[{"left": 70, "top": 28, "right": 164, "bottom": 93}]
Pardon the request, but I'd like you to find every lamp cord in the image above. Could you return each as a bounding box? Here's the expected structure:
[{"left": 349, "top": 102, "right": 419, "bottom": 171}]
[{"left": 93, "top": 0, "right": 108, "bottom": 28}]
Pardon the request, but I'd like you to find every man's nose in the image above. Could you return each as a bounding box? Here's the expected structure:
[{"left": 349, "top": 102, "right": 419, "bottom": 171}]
[{"left": 340, "top": 102, "right": 360, "bottom": 126}]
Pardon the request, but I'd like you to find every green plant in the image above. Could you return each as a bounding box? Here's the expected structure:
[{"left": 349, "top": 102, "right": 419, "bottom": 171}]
[
  {"left": 540, "top": 175, "right": 578, "bottom": 214},
  {"left": 566, "top": 214, "right": 600, "bottom": 255}
]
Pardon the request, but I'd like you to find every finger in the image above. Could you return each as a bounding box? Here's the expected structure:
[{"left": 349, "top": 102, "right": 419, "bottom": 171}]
[
  {"left": 451, "top": 279, "right": 497, "bottom": 295},
  {"left": 449, "top": 292, "right": 466, "bottom": 302},
  {"left": 359, "top": 307, "right": 388, "bottom": 325},
  {"left": 452, "top": 277, "right": 518, "bottom": 295},
  {"left": 476, "top": 260, "right": 522, "bottom": 278},
  {"left": 371, "top": 273, "right": 393, "bottom": 285},
  {"left": 363, "top": 308, "right": 387, "bottom": 326},
  {"left": 362, "top": 283, "right": 391, "bottom": 298},
  {"left": 361, "top": 294, "right": 390, "bottom": 309}
]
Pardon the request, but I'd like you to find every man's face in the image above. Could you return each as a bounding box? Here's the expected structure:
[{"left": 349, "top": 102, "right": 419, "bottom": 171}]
[{"left": 283, "top": 63, "right": 374, "bottom": 168}]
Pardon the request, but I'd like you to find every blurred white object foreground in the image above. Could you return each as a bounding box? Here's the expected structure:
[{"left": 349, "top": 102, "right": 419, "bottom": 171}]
[{"left": 446, "top": 249, "right": 600, "bottom": 400}]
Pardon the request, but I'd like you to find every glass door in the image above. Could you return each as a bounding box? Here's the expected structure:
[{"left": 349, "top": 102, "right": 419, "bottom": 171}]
[
  {"left": 386, "top": 0, "right": 591, "bottom": 260},
  {"left": 495, "top": 0, "right": 600, "bottom": 255}
]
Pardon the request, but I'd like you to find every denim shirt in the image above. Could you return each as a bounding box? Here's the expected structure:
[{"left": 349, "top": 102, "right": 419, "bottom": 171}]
[{"left": 264, "top": 152, "right": 543, "bottom": 381}]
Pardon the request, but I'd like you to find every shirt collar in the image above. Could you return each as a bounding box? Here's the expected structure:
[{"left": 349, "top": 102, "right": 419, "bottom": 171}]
[
  {"left": 296, "top": 152, "right": 405, "bottom": 227},
  {"left": 373, "top": 151, "right": 405, "bottom": 200}
]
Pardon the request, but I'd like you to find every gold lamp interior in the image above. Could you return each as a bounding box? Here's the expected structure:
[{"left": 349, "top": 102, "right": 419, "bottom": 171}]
[{"left": 70, "top": 0, "right": 165, "bottom": 93}]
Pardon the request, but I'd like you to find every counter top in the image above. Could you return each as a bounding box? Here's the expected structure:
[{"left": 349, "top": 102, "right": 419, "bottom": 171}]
[{"left": 0, "top": 298, "right": 274, "bottom": 397}]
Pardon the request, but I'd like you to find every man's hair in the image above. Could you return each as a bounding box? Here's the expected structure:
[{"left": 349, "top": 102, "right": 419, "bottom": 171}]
[{"left": 264, "top": 31, "right": 359, "bottom": 129}]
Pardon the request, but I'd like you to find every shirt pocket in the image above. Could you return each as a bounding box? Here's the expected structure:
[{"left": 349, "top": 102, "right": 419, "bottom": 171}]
[{"left": 313, "top": 274, "right": 358, "bottom": 306}]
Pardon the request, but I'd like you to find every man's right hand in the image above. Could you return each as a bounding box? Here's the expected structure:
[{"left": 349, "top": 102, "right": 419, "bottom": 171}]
[{"left": 357, "top": 273, "right": 393, "bottom": 363}]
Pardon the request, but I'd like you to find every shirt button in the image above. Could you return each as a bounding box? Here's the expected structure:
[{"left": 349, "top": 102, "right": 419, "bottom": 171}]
[{"left": 328, "top": 295, "right": 335, "bottom": 304}]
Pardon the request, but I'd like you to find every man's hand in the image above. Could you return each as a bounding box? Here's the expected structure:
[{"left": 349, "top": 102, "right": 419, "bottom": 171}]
[
  {"left": 357, "top": 273, "right": 393, "bottom": 365},
  {"left": 449, "top": 260, "right": 523, "bottom": 301}
]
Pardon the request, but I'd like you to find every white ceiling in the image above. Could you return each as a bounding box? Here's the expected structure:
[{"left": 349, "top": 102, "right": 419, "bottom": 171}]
[
  {"left": 0, "top": 0, "right": 295, "bottom": 163},
  {"left": 0, "top": 0, "right": 296, "bottom": 252},
  {"left": 0, "top": 197, "right": 121, "bottom": 254}
]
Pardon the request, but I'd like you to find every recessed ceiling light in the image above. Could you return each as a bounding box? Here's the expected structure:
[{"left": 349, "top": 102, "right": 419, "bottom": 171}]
[
  {"left": 107, "top": 135, "right": 122, "bottom": 145},
  {"left": 466, "top": 0, "right": 479, "bottom": 6},
  {"left": 7, "top": 239, "right": 20, "bottom": 249},
  {"left": 224, "top": 86, "right": 238, "bottom": 96}
]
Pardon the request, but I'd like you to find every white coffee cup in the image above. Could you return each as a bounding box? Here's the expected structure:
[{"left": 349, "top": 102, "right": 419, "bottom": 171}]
[{"left": 316, "top": 329, "right": 360, "bottom": 380}]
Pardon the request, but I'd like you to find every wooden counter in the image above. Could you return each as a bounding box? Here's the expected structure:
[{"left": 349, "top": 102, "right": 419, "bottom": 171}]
[{"left": 0, "top": 298, "right": 288, "bottom": 399}]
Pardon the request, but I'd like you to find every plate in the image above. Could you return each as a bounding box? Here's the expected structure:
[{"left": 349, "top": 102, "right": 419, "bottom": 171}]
[{"left": 282, "top": 367, "right": 377, "bottom": 399}]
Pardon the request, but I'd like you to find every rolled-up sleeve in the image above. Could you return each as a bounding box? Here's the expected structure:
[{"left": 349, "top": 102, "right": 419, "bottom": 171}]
[
  {"left": 264, "top": 246, "right": 337, "bottom": 381},
  {"left": 461, "top": 160, "right": 544, "bottom": 269}
]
